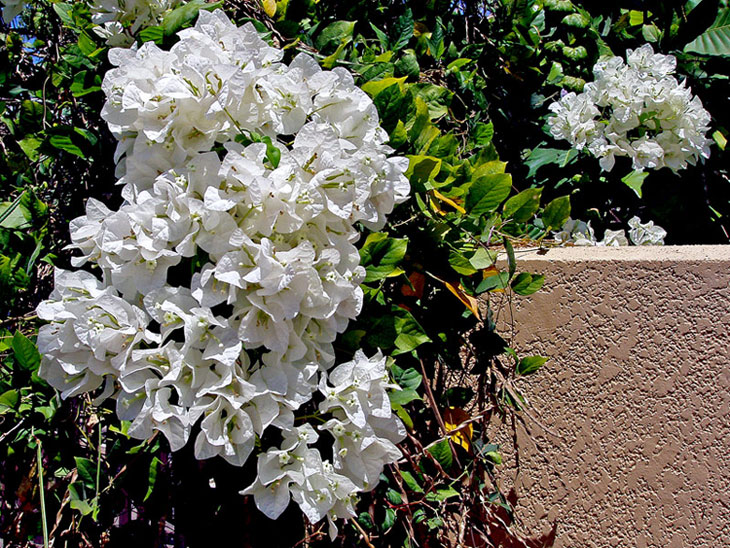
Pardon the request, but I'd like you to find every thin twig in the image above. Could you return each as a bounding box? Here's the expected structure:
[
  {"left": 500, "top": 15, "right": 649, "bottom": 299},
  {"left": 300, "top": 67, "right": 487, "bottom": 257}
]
[
  {"left": 349, "top": 517, "right": 376, "bottom": 548},
  {"left": 35, "top": 432, "right": 50, "bottom": 548},
  {"left": 418, "top": 358, "right": 462, "bottom": 468},
  {"left": 0, "top": 417, "right": 26, "bottom": 444}
]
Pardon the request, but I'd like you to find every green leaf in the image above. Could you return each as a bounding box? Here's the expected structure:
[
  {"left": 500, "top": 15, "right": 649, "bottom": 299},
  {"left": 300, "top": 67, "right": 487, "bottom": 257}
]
[
  {"left": 524, "top": 147, "right": 578, "bottom": 179},
  {"left": 144, "top": 457, "right": 162, "bottom": 502},
  {"left": 12, "top": 331, "right": 40, "bottom": 371},
  {"left": 358, "top": 511, "right": 374, "bottom": 529},
  {"left": 70, "top": 498, "right": 93, "bottom": 516},
  {"left": 476, "top": 271, "right": 510, "bottom": 293},
  {"left": 389, "top": 119, "right": 408, "bottom": 148},
  {"left": 373, "top": 81, "right": 407, "bottom": 133},
  {"left": 74, "top": 457, "right": 96, "bottom": 490},
  {"left": 446, "top": 58, "right": 472, "bottom": 73},
  {"left": 410, "top": 84, "right": 453, "bottom": 119},
  {"left": 628, "top": 10, "right": 644, "bottom": 26},
  {"left": 0, "top": 195, "right": 31, "bottom": 229},
  {"left": 511, "top": 273, "right": 545, "bottom": 296},
  {"left": 53, "top": 3, "right": 74, "bottom": 25},
  {"left": 562, "top": 45, "right": 588, "bottom": 60},
  {"left": 425, "top": 485, "right": 460, "bottom": 502},
  {"left": 517, "top": 355, "right": 549, "bottom": 375},
  {"left": 469, "top": 247, "right": 495, "bottom": 270},
  {"left": 449, "top": 251, "right": 477, "bottom": 276},
  {"left": 542, "top": 195, "right": 571, "bottom": 230},
  {"left": 359, "top": 233, "right": 408, "bottom": 282},
  {"left": 389, "top": 388, "right": 421, "bottom": 406},
  {"left": 395, "top": 52, "right": 420, "bottom": 79},
  {"left": 386, "top": 488, "right": 403, "bottom": 505},
  {"left": 503, "top": 237, "right": 516, "bottom": 280},
  {"left": 48, "top": 135, "right": 85, "bottom": 158},
  {"left": 470, "top": 122, "right": 494, "bottom": 148},
  {"left": 70, "top": 71, "right": 102, "bottom": 97},
  {"left": 393, "top": 308, "right": 430, "bottom": 355},
  {"left": 400, "top": 470, "right": 424, "bottom": 493},
  {"left": 382, "top": 507, "right": 396, "bottom": 531},
  {"left": 621, "top": 170, "right": 648, "bottom": 198},
  {"left": 0, "top": 389, "right": 19, "bottom": 414},
  {"left": 466, "top": 173, "right": 512, "bottom": 217},
  {"left": 391, "top": 365, "right": 422, "bottom": 390},
  {"left": 261, "top": 136, "right": 281, "bottom": 168},
  {"left": 19, "top": 136, "right": 43, "bottom": 161},
  {"left": 713, "top": 130, "right": 727, "bottom": 151},
  {"left": 369, "top": 23, "right": 389, "bottom": 50},
  {"left": 642, "top": 24, "right": 661, "bottom": 43},
  {"left": 77, "top": 32, "right": 98, "bottom": 56},
  {"left": 139, "top": 25, "right": 164, "bottom": 44},
  {"left": 685, "top": 9, "right": 730, "bottom": 56},
  {"left": 427, "top": 439, "right": 453, "bottom": 469},
  {"left": 162, "top": 0, "right": 220, "bottom": 36},
  {"left": 405, "top": 155, "right": 441, "bottom": 192},
  {"left": 391, "top": 8, "right": 414, "bottom": 50},
  {"left": 315, "top": 20, "right": 355, "bottom": 53},
  {"left": 392, "top": 403, "right": 414, "bottom": 429},
  {"left": 503, "top": 188, "right": 542, "bottom": 223},
  {"left": 361, "top": 77, "right": 407, "bottom": 98}
]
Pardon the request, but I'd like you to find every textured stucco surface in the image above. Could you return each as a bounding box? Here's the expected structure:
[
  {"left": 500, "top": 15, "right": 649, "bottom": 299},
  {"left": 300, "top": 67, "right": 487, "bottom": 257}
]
[{"left": 490, "top": 245, "right": 730, "bottom": 548}]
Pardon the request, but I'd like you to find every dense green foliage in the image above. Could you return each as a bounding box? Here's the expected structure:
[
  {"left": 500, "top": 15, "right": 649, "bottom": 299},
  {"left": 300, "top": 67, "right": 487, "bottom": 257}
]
[{"left": 1, "top": 0, "right": 728, "bottom": 546}]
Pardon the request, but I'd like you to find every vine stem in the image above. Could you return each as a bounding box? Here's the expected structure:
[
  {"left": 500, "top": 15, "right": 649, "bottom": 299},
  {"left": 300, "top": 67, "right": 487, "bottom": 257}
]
[
  {"left": 92, "top": 418, "right": 102, "bottom": 520},
  {"left": 35, "top": 430, "right": 50, "bottom": 548},
  {"left": 418, "top": 358, "right": 462, "bottom": 469},
  {"left": 349, "top": 518, "right": 376, "bottom": 548}
]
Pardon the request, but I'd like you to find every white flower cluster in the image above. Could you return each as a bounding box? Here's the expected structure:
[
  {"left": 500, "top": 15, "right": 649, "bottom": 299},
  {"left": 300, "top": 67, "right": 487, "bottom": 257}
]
[
  {"left": 548, "top": 44, "right": 712, "bottom": 172},
  {"left": 553, "top": 216, "right": 666, "bottom": 246},
  {"left": 90, "top": 0, "right": 183, "bottom": 46},
  {"left": 36, "top": 10, "right": 409, "bottom": 535}
]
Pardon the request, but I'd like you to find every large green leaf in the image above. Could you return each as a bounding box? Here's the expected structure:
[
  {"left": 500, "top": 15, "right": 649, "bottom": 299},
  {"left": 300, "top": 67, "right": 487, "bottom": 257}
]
[
  {"left": 427, "top": 439, "right": 453, "bottom": 469},
  {"left": 12, "top": 331, "right": 40, "bottom": 371},
  {"left": 542, "top": 195, "right": 571, "bottom": 231},
  {"left": 162, "top": 0, "right": 222, "bottom": 36},
  {"left": 359, "top": 232, "right": 408, "bottom": 282},
  {"left": 391, "top": 8, "right": 414, "bottom": 50},
  {"left": 465, "top": 173, "right": 512, "bottom": 216},
  {"left": 524, "top": 147, "right": 578, "bottom": 179},
  {"left": 685, "top": 9, "right": 730, "bottom": 56},
  {"left": 503, "top": 187, "right": 542, "bottom": 223},
  {"left": 315, "top": 21, "right": 356, "bottom": 53}
]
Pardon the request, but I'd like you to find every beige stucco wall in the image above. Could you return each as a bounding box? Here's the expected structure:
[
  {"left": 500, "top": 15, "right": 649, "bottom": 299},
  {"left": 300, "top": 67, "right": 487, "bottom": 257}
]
[{"left": 491, "top": 246, "right": 730, "bottom": 548}]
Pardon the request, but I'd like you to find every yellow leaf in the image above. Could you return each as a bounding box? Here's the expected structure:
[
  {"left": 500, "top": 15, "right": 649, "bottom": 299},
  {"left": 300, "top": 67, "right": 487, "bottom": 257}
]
[
  {"left": 431, "top": 189, "right": 466, "bottom": 214},
  {"left": 261, "top": 0, "right": 276, "bottom": 17},
  {"left": 443, "top": 407, "right": 472, "bottom": 451},
  {"left": 443, "top": 281, "right": 481, "bottom": 320},
  {"left": 361, "top": 77, "right": 407, "bottom": 98}
]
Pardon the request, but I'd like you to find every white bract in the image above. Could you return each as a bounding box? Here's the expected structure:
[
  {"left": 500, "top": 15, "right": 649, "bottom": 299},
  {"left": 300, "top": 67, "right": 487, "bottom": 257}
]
[
  {"left": 37, "top": 10, "right": 409, "bottom": 536},
  {"left": 628, "top": 215, "right": 666, "bottom": 245},
  {"left": 90, "top": 0, "right": 184, "bottom": 46},
  {"left": 553, "top": 216, "right": 665, "bottom": 246},
  {"left": 548, "top": 44, "right": 712, "bottom": 173}
]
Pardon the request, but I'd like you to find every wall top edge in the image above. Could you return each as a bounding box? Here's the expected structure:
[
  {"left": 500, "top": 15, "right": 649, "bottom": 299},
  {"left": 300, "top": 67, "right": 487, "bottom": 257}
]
[{"left": 503, "top": 245, "right": 730, "bottom": 262}]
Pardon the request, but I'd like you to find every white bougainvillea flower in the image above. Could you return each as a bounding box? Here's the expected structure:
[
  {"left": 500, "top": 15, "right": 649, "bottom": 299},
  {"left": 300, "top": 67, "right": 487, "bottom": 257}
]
[
  {"left": 553, "top": 217, "right": 665, "bottom": 247},
  {"left": 628, "top": 216, "right": 667, "bottom": 245},
  {"left": 548, "top": 44, "right": 712, "bottom": 173},
  {"left": 38, "top": 9, "right": 410, "bottom": 534}
]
